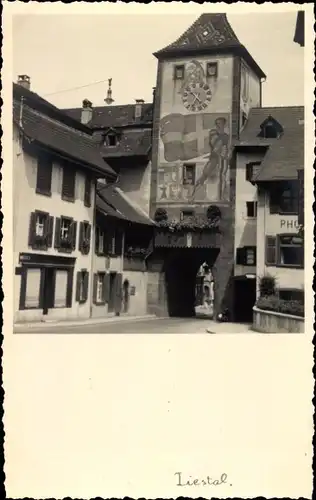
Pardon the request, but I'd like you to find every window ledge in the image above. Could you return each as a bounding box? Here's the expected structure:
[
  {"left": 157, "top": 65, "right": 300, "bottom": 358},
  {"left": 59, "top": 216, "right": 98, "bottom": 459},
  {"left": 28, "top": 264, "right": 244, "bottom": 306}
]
[
  {"left": 61, "top": 195, "right": 75, "bottom": 203},
  {"left": 35, "top": 188, "right": 52, "bottom": 197},
  {"left": 95, "top": 301, "right": 106, "bottom": 306}
]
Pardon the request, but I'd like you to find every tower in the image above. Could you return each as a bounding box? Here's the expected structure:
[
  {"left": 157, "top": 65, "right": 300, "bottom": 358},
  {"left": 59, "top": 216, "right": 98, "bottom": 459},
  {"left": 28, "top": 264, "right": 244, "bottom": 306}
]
[{"left": 148, "top": 13, "right": 265, "bottom": 318}]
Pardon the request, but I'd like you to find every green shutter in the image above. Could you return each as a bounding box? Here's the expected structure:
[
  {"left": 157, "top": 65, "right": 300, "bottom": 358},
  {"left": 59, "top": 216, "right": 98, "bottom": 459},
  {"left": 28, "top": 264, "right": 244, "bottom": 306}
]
[
  {"left": 78, "top": 222, "right": 84, "bottom": 252},
  {"left": 92, "top": 273, "right": 98, "bottom": 304},
  {"left": 54, "top": 217, "right": 61, "bottom": 248},
  {"left": 71, "top": 221, "right": 77, "bottom": 250},
  {"left": 114, "top": 273, "right": 123, "bottom": 314},
  {"left": 75, "top": 271, "right": 81, "bottom": 302},
  {"left": 86, "top": 224, "right": 92, "bottom": 254},
  {"left": 28, "top": 212, "right": 37, "bottom": 247},
  {"left": 83, "top": 271, "right": 89, "bottom": 301},
  {"left": 104, "top": 273, "right": 110, "bottom": 303},
  {"left": 266, "top": 236, "right": 277, "bottom": 265},
  {"left": 95, "top": 227, "right": 100, "bottom": 255},
  {"left": 236, "top": 247, "right": 245, "bottom": 265},
  {"left": 46, "top": 216, "right": 54, "bottom": 248}
]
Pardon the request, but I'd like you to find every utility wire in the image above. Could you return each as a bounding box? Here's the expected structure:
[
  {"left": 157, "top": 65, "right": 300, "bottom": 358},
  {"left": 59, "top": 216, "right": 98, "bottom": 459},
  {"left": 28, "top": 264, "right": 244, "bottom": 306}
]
[{"left": 43, "top": 78, "right": 108, "bottom": 97}]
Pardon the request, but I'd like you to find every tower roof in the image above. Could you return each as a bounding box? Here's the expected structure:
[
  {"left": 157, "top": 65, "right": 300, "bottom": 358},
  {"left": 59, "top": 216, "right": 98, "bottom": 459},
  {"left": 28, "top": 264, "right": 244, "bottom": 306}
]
[{"left": 154, "top": 13, "right": 266, "bottom": 79}]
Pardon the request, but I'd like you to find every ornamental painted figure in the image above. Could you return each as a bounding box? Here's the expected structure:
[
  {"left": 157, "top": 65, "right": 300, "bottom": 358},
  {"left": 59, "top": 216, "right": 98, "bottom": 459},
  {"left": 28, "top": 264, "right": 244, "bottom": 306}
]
[{"left": 191, "top": 116, "right": 231, "bottom": 201}]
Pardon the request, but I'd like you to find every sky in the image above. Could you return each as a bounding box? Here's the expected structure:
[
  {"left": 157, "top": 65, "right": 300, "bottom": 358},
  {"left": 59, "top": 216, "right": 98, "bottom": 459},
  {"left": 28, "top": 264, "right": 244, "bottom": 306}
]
[{"left": 12, "top": 9, "right": 304, "bottom": 109}]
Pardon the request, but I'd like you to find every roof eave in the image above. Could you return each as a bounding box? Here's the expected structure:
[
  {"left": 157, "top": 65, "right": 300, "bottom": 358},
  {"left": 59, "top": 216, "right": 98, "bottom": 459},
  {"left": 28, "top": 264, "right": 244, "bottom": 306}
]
[{"left": 153, "top": 44, "right": 266, "bottom": 80}]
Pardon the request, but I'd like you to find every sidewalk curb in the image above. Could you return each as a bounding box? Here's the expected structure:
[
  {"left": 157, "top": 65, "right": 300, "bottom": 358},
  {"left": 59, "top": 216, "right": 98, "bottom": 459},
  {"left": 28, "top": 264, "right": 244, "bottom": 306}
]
[{"left": 14, "top": 314, "right": 159, "bottom": 332}]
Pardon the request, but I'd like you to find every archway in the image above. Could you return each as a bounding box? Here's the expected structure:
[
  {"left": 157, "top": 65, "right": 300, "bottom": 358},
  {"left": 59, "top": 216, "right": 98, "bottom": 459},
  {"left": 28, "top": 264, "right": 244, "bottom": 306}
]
[{"left": 164, "top": 248, "right": 219, "bottom": 318}]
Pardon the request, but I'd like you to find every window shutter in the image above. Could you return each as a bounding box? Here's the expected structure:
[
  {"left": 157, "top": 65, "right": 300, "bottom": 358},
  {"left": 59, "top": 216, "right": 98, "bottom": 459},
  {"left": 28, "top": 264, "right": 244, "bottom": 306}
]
[
  {"left": 83, "top": 271, "right": 89, "bottom": 301},
  {"left": 92, "top": 273, "right": 98, "bottom": 304},
  {"left": 114, "top": 273, "right": 123, "bottom": 314},
  {"left": 104, "top": 231, "right": 112, "bottom": 255},
  {"left": 62, "top": 167, "right": 76, "bottom": 200},
  {"left": 104, "top": 273, "right": 110, "bottom": 303},
  {"left": 36, "top": 155, "right": 52, "bottom": 195},
  {"left": 78, "top": 222, "right": 84, "bottom": 252},
  {"left": 75, "top": 271, "right": 81, "bottom": 302},
  {"left": 28, "top": 212, "right": 37, "bottom": 247},
  {"left": 86, "top": 224, "right": 92, "bottom": 253},
  {"left": 95, "top": 227, "right": 100, "bottom": 255},
  {"left": 269, "top": 189, "right": 279, "bottom": 214},
  {"left": 266, "top": 236, "right": 277, "bottom": 265},
  {"left": 102, "top": 273, "right": 107, "bottom": 303},
  {"left": 84, "top": 175, "right": 92, "bottom": 207},
  {"left": 69, "top": 221, "right": 77, "bottom": 250},
  {"left": 115, "top": 230, "right": 123, "bottom": 256},
  {"left": 236, "top": 247, "right": 245, "bottom": 265},
  {"left": 54, "top": 217, "right": 61, "bottom": 248},
  {"left": 47, "top": 216, "right": 54, "bottom": 247}
]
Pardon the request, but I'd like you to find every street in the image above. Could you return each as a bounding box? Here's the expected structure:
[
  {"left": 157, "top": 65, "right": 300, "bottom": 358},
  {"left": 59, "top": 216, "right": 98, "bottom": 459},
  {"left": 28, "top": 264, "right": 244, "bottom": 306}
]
[{"left": 15, "top": 317, "right": 252, "bottom": 334}]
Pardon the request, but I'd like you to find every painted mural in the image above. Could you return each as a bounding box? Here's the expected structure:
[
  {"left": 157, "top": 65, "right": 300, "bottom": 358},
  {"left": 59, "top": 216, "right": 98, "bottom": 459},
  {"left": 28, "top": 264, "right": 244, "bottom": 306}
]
[{"left": 158, "top": 113, "right": 231, "bottom": 202}]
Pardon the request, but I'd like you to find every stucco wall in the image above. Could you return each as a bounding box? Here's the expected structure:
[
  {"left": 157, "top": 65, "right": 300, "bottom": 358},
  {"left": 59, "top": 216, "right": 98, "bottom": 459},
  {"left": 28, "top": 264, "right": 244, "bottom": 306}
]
[
  {"left": 253, "top": 307, "right": 304, "bottom": 333},
  {"left": 256, "top": 189, "right": 304, "bottom": 293},
  {"left": 234, "top": 151, "right": 264, "bottom": 277},
  {"left": 13, "top": 126, "right": 95, "bottom": 323},
  {"left": 121, "top": 271, "right": 148, "bottom": 316}
]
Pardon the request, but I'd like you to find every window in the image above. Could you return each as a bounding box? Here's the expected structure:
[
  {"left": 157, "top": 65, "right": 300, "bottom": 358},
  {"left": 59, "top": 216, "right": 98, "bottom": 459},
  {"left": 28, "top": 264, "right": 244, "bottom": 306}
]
[
  {"left": 93, "top": 272, "right": 108, "bottom": 305},
  {"left": 279, "top": 289, "right": 304, "bottom": 304},
  {"left": 62, "top": 166, "right": 76, "bottom": 201},
  {"left": 95, "top": 226, "right": 105, "bottom": 255},
  {"left": 107, "top": 134, "right": 117, "bottom": 147},
  {"left": 180, "top": 210, "right": 195, "bottom": 223},
  {"left": 54, "top": 217, "right": 77, "bottom": 252},
  {"left": 174, "top": 65, "right": 185, "bottom": 80},
  {"left": 182, "top": 164, "right": 196, "bottom": 185},
  {"left": 236, "top": 246, "right": 256, "bottom": 266},
  {"left": 270, "top": 181, "right": 299, "bottom": 214},
  {"left": 28, "top": 211, "right": 54, "bottom": 250},
  {"left": 36, "top": 153, "right": 52, "bottom": 196},
  {"left": 76, "top": 269, "right": 89, "bottom": 304},
  {"left": 24, "top": 268, "right": 41, "bottom": 308},
  {"left": 261, "top": 123, "right": 278, "bottom": 139},
  {"left": 246, "top": 201, "right": 257, "bottom": 218},
  {"left": 54, "top": 269, "right": 68, "bottom": 308},
  {"left": 279, "top": 234, "right": 304, "bottom": 267},
  {"left": 84, "top": 174, "right": 92, "bottom": 207},
  {"left": 79, "top": 221, "right": 91, "bottom": 254},
  {"left": 245, "top": 162, "right": 261, "bottom": 182},
  {"left": 206, "top": 62, "right": 218, "bottom": 77},
  {"left": 265, "top": 234, "right": 304, "bottom": 268}
]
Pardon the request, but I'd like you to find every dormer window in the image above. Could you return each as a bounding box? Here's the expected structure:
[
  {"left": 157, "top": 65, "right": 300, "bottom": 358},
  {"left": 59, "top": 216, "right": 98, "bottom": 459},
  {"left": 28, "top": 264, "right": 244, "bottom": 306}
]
[
  {"left": 206, "top": 62, "right": 218, "bottom": 78},
  {"left": 107, "top": 134, "right": 117, "bottom": 147},
  {"left": 104, "top": 128, "right": 119, "bottom": 147},
  {"left": 258, "top": 116, "right": 283, "bottom": 139}
]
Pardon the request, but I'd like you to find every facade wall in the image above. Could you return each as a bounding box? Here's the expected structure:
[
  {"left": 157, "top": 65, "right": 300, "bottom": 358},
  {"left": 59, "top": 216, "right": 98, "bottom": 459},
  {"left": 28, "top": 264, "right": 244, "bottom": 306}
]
[
  {"left": 240, "top": 59, "right": 261, "bottom": 125},
  {"left": 121, "top": 270, "right": 148, "bottom": 316},
  {"left": 154, "top": 55, "right": 234, "bottom": 215},
  {"left": 13, "top": 126, "right": 95, "bottom": 323},
  {"left": 257, "top": 189, "right": 304, "bottom": 294},
  {"left": 234, "top": 151, "right": 264, "bottom": 277}
]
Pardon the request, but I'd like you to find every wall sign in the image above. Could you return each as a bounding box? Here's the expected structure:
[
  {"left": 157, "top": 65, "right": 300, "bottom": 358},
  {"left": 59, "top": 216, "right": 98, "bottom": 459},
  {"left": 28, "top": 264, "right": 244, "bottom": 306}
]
[
  {"left": 280, "top": 219, "right": 299, "bottom": 230},
  {"left": 130, "top": 286, "right": 136, "bottom": 296}
]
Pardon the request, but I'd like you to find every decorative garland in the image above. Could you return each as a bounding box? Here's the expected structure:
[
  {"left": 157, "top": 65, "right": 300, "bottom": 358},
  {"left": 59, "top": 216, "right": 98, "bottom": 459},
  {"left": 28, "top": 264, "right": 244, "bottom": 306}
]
[{"left": 156, "top": 218, "right": 220, "bottom": 232}]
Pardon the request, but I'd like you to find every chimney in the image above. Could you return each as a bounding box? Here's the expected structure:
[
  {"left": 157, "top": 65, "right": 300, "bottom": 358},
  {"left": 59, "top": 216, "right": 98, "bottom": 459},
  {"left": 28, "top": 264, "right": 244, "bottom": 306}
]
[
  {"left": 135, "top": 99, "right": 144, "bottom": 120},
  {"left": 17, "top": 75, "right": 31, "bottom": 90},
  {"left": 81, "top": 99, "right": 93, "bottom": 124}
]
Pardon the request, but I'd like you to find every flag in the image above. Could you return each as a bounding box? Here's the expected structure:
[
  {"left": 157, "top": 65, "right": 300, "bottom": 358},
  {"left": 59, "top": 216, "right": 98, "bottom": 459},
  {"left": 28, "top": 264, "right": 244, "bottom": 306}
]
[{"left": 160, "top": 113, "right": 229, "bottom": 162}]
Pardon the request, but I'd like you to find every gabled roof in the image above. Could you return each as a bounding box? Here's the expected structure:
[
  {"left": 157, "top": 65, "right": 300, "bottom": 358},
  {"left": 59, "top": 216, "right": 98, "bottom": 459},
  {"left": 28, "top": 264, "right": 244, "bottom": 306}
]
[
  {"left": 154, "top": 13, "right": 266, "bottom": 79},
  {"left": 13, "top": 83, "right": 117, "bottom": 179},
  {"left": 237, "top": 106, "right": 305, "bottom": 182},
  {"left": 64, "top": 103, "right": 153, "bottom": 129},
  {"left": 96, "top": 183, "right": 155, "bottom": 227}
]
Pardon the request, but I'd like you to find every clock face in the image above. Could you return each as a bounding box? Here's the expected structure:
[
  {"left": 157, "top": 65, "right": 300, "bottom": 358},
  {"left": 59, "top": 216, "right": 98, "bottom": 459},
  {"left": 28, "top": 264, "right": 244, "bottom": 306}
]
[{"left": 182, "top": 82, "right": 212, "bottom": 112}]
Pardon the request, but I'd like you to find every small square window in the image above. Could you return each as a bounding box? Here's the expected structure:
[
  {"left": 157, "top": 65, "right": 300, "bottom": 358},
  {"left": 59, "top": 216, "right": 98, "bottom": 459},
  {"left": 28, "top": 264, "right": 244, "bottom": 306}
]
[
  {"left": 174, "top": 65, "right": 185, "bottom": 80},
  {"left": 245, "top": 248, "right": 256, "bottom": 265},
  {"left": 206, "top": 62, "right": 218, "bottom": 78},
  {"left": 35, "top": 213, "right": 46, "bottom": 237},
  {"left": 182, "top": 164, "right": 196, "bottom": 185},
  {"left": 246, "top": 201, "right": 257, "bottom": 218}
]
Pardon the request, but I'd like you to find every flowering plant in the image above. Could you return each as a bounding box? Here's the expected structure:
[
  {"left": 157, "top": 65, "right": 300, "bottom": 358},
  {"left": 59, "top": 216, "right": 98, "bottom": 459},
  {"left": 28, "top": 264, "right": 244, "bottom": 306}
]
[
  {"left": 156, "top": 217, "right": 220, "bottom": 232},
  {"left": 125, "top": 246, "right": 148, "bottom": 258}
]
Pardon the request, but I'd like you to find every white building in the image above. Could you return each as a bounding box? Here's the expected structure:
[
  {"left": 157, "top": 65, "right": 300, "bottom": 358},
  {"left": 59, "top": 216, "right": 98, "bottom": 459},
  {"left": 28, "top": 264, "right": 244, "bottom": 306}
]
[{"left": 13, "top": 76, "right": 117, "bottom": 324}]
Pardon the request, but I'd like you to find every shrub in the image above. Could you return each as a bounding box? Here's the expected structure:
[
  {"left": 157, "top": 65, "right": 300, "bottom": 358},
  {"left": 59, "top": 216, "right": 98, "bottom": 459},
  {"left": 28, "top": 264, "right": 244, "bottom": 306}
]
[
  {"left": 258, "top": 274, "right": 277, "bottom": 297},
  {"left": 256, "top": 295, "right": 304, "bottom": 318},
  {"left": 154, "top": 207, "right": 168, "bottom": 222}
]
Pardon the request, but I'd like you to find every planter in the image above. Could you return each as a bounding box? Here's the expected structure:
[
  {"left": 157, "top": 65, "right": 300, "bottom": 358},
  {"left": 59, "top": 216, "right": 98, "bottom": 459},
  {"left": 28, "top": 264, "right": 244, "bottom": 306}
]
[{"left": 252, "top": 306, "right": 304, "bottom": 333}]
